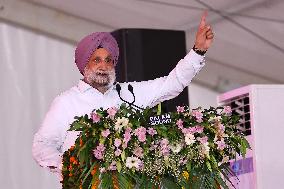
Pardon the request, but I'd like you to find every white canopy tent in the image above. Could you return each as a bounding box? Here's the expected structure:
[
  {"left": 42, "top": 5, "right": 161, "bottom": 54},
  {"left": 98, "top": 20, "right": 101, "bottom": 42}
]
[{"left": 1, "top": 0, "right": 283, "bottom": 90}]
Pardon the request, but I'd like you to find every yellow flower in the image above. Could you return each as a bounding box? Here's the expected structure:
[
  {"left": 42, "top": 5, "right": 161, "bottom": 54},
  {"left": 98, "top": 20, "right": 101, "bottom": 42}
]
[{"left": 182, "top": 171, "right": 189, "bottom": 180}]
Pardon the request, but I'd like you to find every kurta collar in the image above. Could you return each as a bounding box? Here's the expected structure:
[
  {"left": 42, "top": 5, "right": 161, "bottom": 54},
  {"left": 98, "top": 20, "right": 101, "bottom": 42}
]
[{"left": 77, "top": 79, "right": 116, "bottom": 94}]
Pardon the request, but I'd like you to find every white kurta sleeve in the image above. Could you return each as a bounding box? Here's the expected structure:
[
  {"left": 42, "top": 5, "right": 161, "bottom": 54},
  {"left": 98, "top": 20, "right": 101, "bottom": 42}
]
[
  {"left": 130, "top": 49, "right": 205, "bottom": 108},
  {"left": 32, "top": 96, "right": 69, "bottom": 175}
]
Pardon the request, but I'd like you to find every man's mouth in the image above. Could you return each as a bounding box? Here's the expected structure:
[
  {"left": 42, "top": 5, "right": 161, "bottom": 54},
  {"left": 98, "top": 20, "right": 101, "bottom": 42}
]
[{"left": 97, "top": 73, "right": 108, "bottom": 76}]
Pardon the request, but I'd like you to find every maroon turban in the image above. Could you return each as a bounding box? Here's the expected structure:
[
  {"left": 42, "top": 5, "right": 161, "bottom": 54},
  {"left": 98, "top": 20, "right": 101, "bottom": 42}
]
[{"left": 75, "top": 32, "right": 119, "bottom": 75}]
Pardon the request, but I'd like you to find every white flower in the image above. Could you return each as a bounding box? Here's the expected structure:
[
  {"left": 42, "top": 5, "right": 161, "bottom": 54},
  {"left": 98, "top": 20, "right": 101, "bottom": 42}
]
[
  {"left": 169, "top": 143, "right": 182, "bottom": 153},
  {"left": 200, "top": 142, "right": 210, "bottom": 157},
  {"left": 115, "top": 117, "right": 129, "bottom": 132},
  {"left": 214, "top": 135, "right": 218, "bottom": 142},
  {"left": 209, "top": 116, "right": 222, "bottom": 123},
  {"left": 218, "top": 156, "right": 230, "bottom": 166},
  {"left": 223, "top": 156, "right": 230, "bottom": 163},
  {"left": 208, "top": 117, "right": 214, "bottom": 123},
  {"left": 126, "top": 156, "right": 141, "bottom": 170},
  {"left": 99, "top": 167, "right": 106, "bottom": 173},
  {"left": 185, "top": 133, "right": 196, "bottom": 146}
]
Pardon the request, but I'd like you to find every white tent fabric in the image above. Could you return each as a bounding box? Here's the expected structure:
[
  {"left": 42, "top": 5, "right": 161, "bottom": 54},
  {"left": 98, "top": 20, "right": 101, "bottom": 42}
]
[{"left": 0, "top": 22, "right": 81, "bottom": 189}]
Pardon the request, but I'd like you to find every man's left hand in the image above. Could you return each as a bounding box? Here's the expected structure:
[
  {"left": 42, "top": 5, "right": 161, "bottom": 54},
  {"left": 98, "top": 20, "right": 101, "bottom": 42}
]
[{"left": 194, "top": 11, "right": 214, "bottom": 51}]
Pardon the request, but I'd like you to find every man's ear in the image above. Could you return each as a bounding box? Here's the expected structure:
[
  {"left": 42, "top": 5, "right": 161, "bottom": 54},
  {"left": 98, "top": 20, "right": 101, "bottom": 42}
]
[{"left": 82, "top": 65, "right": 88, "bottom": 76}]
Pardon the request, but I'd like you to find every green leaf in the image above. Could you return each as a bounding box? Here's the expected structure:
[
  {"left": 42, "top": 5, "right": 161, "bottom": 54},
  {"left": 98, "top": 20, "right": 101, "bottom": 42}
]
[
  {"left": 121, "top": 150, "right": 126, "bottom": 161},
  {"left": 244, "top": 138, "right": 251, "bottom": 149},
  {"left": 82, "top": 161, "right": 97, "bottom": 185},
  {"left": 160, "top": 177, "right": 179, "bottom": 189},
  {"left": 117, "top": 172, "right": 134, "bottom": 189},
  {"left": 214, "top": 172, "right": 230, "bottom": 189},
  {"left": 92, "top": 129, "right": 97, "bottom": 136},
  {"left": 157, "top": 103, "right": 162, "bottom": 115},
  {"left": 210, "top": 155, "right": 218, "bottom": 169},
  {"left": 206, "top": 161, "right": 212, "bottom": 172},
  {"left": 100, "top": 172, "right": 113, "bottom": 189},
  {"left": 164, "top": 157, "right": 170, "bottom": 167},
  {"left": 99, "top": 136, "right": 105, "bottom": 144},
  {"left": 78, "top": 146, "right": 87, "bottom": 166},
  {"left": 70, "top": 122, "right": 86, "bottom": 131},
  {"left": 186, "top": 162, "right": 192, "bottom": 172},
  {"left": 116, "top": 161, "right": 122, "bottom": 173}
]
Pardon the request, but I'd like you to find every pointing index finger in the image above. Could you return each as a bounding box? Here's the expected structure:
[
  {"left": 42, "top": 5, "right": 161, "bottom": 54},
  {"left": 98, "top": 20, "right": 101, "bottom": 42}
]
[{"left": 199, "top": 11, "right": 208, "bottom": 29}]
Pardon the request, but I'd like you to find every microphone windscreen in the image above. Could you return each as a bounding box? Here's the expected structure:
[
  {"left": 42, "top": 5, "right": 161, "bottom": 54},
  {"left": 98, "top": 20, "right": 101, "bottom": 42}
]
[
  {"left": 128, "top": 84, "right": 133, "bottom": 93},
  {"left": 116, "top": 83, "right": 121, "bottom": 92}
]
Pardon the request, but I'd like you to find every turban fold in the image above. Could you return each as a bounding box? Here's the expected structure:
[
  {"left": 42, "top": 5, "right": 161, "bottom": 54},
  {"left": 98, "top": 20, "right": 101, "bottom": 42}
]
[{"left": 75, "top": 32, "right": 119, "bottom": 75}]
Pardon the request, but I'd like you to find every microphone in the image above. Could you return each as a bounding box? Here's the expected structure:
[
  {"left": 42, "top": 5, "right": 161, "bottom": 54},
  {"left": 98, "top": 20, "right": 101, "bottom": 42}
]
[
  {"left": 115, "top": 83, "right": 144, "bottom": 110},
  {"left": 127, "top": 84, "right": 135, "bottom": 104},
  {"left": 115, "top": 83, "right": 121, "bottom": 94}
]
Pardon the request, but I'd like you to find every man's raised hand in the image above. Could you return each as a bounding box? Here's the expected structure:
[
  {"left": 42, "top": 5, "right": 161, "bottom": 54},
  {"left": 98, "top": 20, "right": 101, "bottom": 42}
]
[{"left": 194, "top": 11, "right": 214, "bottom": 51}]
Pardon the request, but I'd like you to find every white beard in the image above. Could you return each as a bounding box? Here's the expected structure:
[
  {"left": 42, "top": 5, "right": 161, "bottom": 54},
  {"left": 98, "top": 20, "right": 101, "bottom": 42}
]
[{"left": 84, "top": 67, "right": 116, "bottom": 89}]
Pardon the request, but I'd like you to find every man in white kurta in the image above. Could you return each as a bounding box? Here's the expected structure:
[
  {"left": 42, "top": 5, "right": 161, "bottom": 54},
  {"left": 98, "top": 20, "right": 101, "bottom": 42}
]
[{"left": 32, "top": 13, "right": 214, "bottom": 180}]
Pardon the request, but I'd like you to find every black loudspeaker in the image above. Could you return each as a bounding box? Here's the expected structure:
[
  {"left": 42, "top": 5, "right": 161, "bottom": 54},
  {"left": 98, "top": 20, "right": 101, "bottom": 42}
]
[{"left": 111, "top": 29, "right": 188, "bottom": 112}]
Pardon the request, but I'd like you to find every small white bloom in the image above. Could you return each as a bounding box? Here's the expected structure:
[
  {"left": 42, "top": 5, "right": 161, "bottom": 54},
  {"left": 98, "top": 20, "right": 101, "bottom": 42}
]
[
  {"left": 214, "top": 135, "right": 218, "bottom": 142},
  {"left": 200, "top": 142, "right": 210, "bottom": 157},
  {"left": 115, "top": 117, "right": 129, "bottom": 132},
  {"left": 126, "top": 156, "right": 141, "bottom": 170},
  {"left": 99, "top": 167, "right": 106, "bottom": 173},
  {"left": 218, "top": 156, "right": 230, "bottom": 166},
  {"left": 209, "top": 116, "right": 222, "bottom": 123},
  {"left": 185, "top": 133, "right": 196, "bottom": 146},
  {"left": 222, "top": 156, "right": 229, "bottom": 163},
  {"left": 215, "top": 116, "right": 222, "bottom": 121},
  {"left": 170, "top": 143, "right": 182, "bottom": 153}
]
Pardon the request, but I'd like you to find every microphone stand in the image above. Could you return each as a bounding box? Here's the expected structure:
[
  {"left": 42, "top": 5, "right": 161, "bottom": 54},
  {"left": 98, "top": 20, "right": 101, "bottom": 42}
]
[{"left": 115, "top": 83, "right": 145, "bottom": 111}]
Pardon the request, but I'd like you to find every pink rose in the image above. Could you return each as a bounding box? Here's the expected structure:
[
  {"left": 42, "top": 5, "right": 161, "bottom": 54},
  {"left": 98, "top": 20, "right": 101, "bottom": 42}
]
[
  {"left": 160, "top": 139, "right": 170, "bottom": 156},
  {"left": 218, "top": 123, "right": 225, "bottom": 133},
  {"left": 216, "top": 139, "right": 226, "bottom": 150},
  {"left": 195, "top": 125, "right": 204, "bottom": 133},
  {"left": 108, "top": 161, "right": 117, "bottom": 171},
  {"left": 223, "top": 106, "right": 232, "bottom": 115},
  {"left": 91, "top": 112, "right": 101, "bottom": 123},
  {"left": 176, "top": 119, "right": 184, "bottom": 129},
  {"left": 114, "top": 138, "right": 122, "bottom": 147},
  {"left": 138, "top": 134, "right": 146, "bottom": 143},
  {"left": 182, "top": 127, "right": 197, "bottom": 134},
  {"left": 192, "top": 110, "right": 203, "bottom": 120},
  {"left": 107, "top": 107, "right": 118, "bottom": 119},
  {"left": 160, "top": 138, "right": 169, "bottom": 146},
  {"left": 101, "top": 129, "right": 110, "bottom": 138},
  {"left": 133, "top": 147, "right": 144, "bottom": 157},
  {"left": 176, "top": 106, "right": 185, "bottom": 113},
  {"left": 96, "top": 143, "right": 105, "bottom": 152},
  {"left": 147, "top": 127, "right": 157, "bottom": 136},
  {"left": 123, "top": 132, "right": 132, "bottom": 143},
  {"left": 134, "top": 127, "right": 147, "bottom": 142},
  {"left": 196, "top": 118, "right": 203, "bottom": 123},
  {"left": 123, "top": 127, "right": 132, "bottom": 144},
  {"left": 122, "top": 142, "right": 128, "bottom": 149},
  {"left": 197, "top": 136, "right": 208, "bottom": 144},
  {"left": 114, "top": 149, "right": 122, "bottom": 156},
  {"left": 149, "top": 142, "right": 158, "bottom": 151},
  {"left": 93, "top": 149, "right": 103, "bottom": 159}
]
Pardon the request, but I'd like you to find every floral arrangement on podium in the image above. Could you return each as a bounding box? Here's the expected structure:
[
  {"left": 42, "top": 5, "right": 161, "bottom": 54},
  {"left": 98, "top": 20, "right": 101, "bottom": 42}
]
[{"left": 61, "top": 103, "right": 250, "bottom": 189}]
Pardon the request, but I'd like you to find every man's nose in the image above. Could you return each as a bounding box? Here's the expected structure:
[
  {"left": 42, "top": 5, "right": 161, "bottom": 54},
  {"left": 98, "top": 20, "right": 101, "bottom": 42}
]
[{"left": 97, "top": 61, "right": 110, "bottom": 70}]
